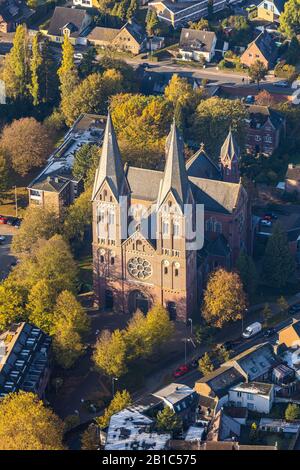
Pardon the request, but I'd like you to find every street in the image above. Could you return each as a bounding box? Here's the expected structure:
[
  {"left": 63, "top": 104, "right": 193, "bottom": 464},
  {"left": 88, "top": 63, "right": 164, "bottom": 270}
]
[{"left": 0, "top": 225, "right": 17, "bottom": 281}]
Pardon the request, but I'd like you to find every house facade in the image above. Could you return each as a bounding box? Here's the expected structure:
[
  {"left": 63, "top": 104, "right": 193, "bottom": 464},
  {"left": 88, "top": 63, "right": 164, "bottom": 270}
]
[
  {"left": 240, "top": 31, "right": 277, "bottom": 69},
  {"left": 179, "top": 28, "right": 217, "bottom": 62},
  {"left": 228, "top": 382, "right": 275, "bottom": 414},
  {"left": 88, "top": 21, "right": 147, "bottom": 55},
  {"left": 257, "top": 0, "right": 284, "bottom": 22},
  {"left": 46, "top": 6, "right": 92, "bottom": 45},
  {"left": 92, "top": 115, "right": 250, "bottom": 321}
]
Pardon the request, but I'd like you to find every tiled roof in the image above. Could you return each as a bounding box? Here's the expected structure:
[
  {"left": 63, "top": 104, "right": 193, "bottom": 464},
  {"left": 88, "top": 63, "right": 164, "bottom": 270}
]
[
  {"left": 87, "top": 26, "right": 119, "bottom": 43},
  {"left": 190, "top": 177, "right": 242, "bottom": 214},
  {"left": 186, "top": 145, "right": 221, "bottom": 180},
  {"left": 48, "top": 7, "right": 88, "bottom": 37},
  {"left": 179, "top": 28, "right": 216, "bottom": 53}
]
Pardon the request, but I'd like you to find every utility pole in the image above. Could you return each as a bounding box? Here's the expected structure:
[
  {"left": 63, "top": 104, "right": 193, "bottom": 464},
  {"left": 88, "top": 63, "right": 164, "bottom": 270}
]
[{"left": 14, "top": 186, "right": 18, "bottom": 218}]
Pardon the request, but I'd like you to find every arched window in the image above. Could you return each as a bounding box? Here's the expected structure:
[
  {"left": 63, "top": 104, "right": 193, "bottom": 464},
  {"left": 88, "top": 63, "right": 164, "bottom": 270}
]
[
  {"left": 162, "top": 221, "right": 169, "bottom": 235},
  {"left": 164, "top": 267, "right": 168, "bottom": 275},
  {"left": 136, "top": 240, "right": 143, "bottom": 251},
  {"left": 214, "top": 221, "right": 222, "bottom": 234},
  {"left": 175, "top": 268, "right": 179, "bottom": 277},
  {"left": 111, "top": 257, "right": 115, "bottom": 265},
  {"left": 173, "top": 222, "right": 180, "bottom": 237},
  {"left": 205, "top": 219, "right": 213, "bottom": 232},
  {"left": 100, "top": 255, "right": 104, "bottom": 263}
]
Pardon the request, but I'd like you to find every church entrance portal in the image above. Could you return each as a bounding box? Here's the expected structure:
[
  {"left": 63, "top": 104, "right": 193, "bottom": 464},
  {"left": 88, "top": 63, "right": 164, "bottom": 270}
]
[{"left": 128, "top": 290, "right": 150, "bottom": 315}]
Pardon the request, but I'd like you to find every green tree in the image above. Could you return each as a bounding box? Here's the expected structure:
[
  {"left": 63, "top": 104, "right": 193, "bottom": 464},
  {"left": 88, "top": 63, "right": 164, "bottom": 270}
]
[
  {"left": 11, "top": 206, "right": 59, "bottom": 255},
  {"left": 27, "top": 279, "right": 57, "bottom": 333},
  {"left": 285, "top": 403, "right": 300, "bottom": 421},
  {"left": 63, "top": 187, "right": 92, "bottom": 245},
  {"left": 52, "top": 290, "right": 90, "bottom": 368},
  {"left": 93, "top": 329, "right": 128, "bottom": 377},
  {"left": 248, "top": 60, "right": 267, "bottom": 88},
  {"left": 97, "top": 390, "right": 132, "bottom": 429},
  {"left": 73, "top": 143, "right": 100, "bottom": 181},
  {"left": 207, "top": 0, "right": 214, "bottom": 20},
  {"left": 236, "top": 251, "right": 258, "bottom": 298},
  {"left": 146, "top": 9, "right": 159, "bottom": 36},
  {"left": 189, "top": 18, "right": 209, "bottom": 30},
  {"left": 280, "top": 0, "right": 300, "bottom": 37},
  {"left": 3, "top": 25, "right": 30, "bottom": 100},
  {"left": 277, "top": 296, "right": 289, "bottom": 315},
  {"left": 156, "top": 407, "right": 182, "bottom": 436},
  {"left": 40, "top": 39, "right": 59, "bottom": 104},
  {"left": 127, "top": 0, "right": 138, "bottom": 21},
  {"left": 58, "top": 33, "right": 79, "bottom": 99},
  {"left": 213, "top": 345, "right": 230, "bottom": 364},
  {"left": 0, "top": 391, "right": 65, "bottom": 450},
  {"left": 202, "top": 269, "right": 247, "bottom": 327},
  {"left": 124, "top": 310, "right": 151, "bottom": 361},
  {"left": 199, "top": 352, "right": 214, "bottom": 374},
  {"left": 286, "top": 36, "right": 300, "bottom": 64},
  {"left": 145, "top": 304, "right": 175, "bottom": 351},
  {"left": 79, "top": 46, "right": 98, "bottom": 78},
  {"left": 0, "top": 152, "right": 10, "bottom": 202},
  {"left": 0, "top": 278, "right": 27, "bottom": 331},
  {"left": 262, "top": 302, "right": 272, "bottom": 325},
  {"left": 262, "top": 223, "right": 296, "bottom": 288},
  {"left": 29, "top": 33, "right": 43, "bottom": 106}
]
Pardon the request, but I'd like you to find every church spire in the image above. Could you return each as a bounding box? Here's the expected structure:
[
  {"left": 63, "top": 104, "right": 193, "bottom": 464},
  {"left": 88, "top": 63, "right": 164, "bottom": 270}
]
[
  {"left": 158, "top": 119, "right": 190, "bottom": 209},
  {"left": 220, "top": 128, "right": 240, "bottom": 183},
  {"left": 92, "top": 111, "right": 126, "bottom": 200}
]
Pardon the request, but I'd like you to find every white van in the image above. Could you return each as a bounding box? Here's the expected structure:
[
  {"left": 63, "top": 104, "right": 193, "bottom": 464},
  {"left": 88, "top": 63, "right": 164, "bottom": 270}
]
[{"left": 242, "top": 322, "right": 262, "bottom": 339}]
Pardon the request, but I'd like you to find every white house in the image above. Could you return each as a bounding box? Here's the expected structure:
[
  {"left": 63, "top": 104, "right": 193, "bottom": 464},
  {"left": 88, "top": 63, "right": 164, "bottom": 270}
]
[
  {"left": 179, "top": 28, "right": 217, "bottom": 62},
  {"left": 228, "top": 382, "right": 275, "bottom": 414}
]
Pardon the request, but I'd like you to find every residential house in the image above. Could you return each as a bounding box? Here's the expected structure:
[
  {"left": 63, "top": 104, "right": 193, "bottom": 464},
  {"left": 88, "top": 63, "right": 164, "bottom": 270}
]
[
  {"left": 0, "top": 323, "right": 51, "bottom": 399},
  {"left": 179, "top": 29, "right": 217, "bottom": 62},
  {"left": 206, "top": 409, "right": 242, "bottom": 441},
  {"left": 0, "top": 0, "right": 34, "bottom": 33},
  {"left": 104, "top": 408, "right": 171, "bottom": 450},
  {"left": 240, "top": 30, "right": 277, "bottom": 69},
  {"left": 194, "top": 366, "right": 245, "bottom": 413},
  {"left": 285, "top": 164, "right": 300, "bottom": 195},
  {"left": 169, "top": 439, "right": 277, "bottom": 450},
  {"left": 87, "top": 21, "right": 147, "bottom": 55},
  {"left": 257, "top": 0, "right": 285, "bottom": 23},
  {"left": 46, "top": 7, "right": 92, "bottom": 45},
  {"left": 278, "top": 320, "right": 300, "bottom": 348},
  {"left": 28, "top": 114, "right": 106, "bottom": 216},
  {"left": 148, "top": 0, "right": 232, "bottom": 29},
  {"left": 153, "top": 383, "right": 198, "bottom": 423},
  {"left": 245, "top": 104, "right": 285, "bottom": 156},
  {"left": 228, "top": 382, "right": 275, "bottom": 413},
  {"left": 259, "top": 418, "right": 300, "bottom": 434}
]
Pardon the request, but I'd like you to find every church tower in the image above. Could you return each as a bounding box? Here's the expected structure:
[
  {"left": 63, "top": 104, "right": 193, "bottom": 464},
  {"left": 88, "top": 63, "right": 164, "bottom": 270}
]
[
  {"left": 220, "top": 128, "right": 240, "bottom": 183},
  {"left": 92, "top": 112, "right": 129, "bottom": 310}
]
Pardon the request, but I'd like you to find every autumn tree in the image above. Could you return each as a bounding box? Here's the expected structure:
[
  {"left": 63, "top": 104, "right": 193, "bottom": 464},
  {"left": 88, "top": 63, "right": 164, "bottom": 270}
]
[
  {"left": 2, "top": 25, "right": 30, "bottom": 100},
  {"left": 277, "top": 296, "right": 289, "bottom": 315},
  {"left": 26, "top": 279, "right": 57, "bottom": 333},
  {"left": 127, "top": 0, "right": 138, "bottom": 21},
  {"left": 93, "top": 329, "right": 128, "bottom": 378},
  {"left": 0, "top": 277, "right": 27, "bottom": 331},
  {"left": 262, "top": 223, "right": 295, "bottom": 288},
  {"left": 29, "top": 33, "right": 43, "bottom": 106},
  {"left": 81, "top": 424, "right": 99, "bottom": 450},
  {"left": 213, "top": 345, "right": 230, "bottom": 364},
  {"left": 124, "top": 310, "right": 151, "bottom": 361},
  {"left": 73, "top": 143, "right": 100, "bottom": 182},
  {"left": 0, "top": 391, "right": 65, "bottom": 450},
  {"left": 156, "top": 407, "right": 182, "bottom": 436},
  {"left": 285, "top": 403, "right": 300, "bottom": 421},
  {"left": 189, "top": 18, "right": 209, "bottom": 30},
  {"left": 255, "top": 90, "right": 276, "bottom": 107},
  {"left": 11, "top": 206, "right": 59, "bottom": 255},
  {"left": 58, "top": 33, "right": 79, "bottom": 100},
  {"left": 52, "top": 290, "right": 90, "bottom": 368},
  {"left": 236, "top": 251, "right": 258, "bottom": 298},
  {"left": 248, "top": 60, "right": 267, "bottom": 88},
  {"left": 63, "top": 187, "right": 92, "bottom": 245},
  {"left": 199, "top": 352, "right": 214, "bottom": 374},
  {"left": 1, "top": 118, "right": 53, "bottom": 176},
  {"left": 97, "top": 390, "right": 132, "bottom": 429},
  {"left": 0, "top": 151, "right": 10, "bottom": 202},
  {"left": 202, "top": 269, "right": 247, "bottom": 327},
  {"left": 261, "top": 303, "right": 272, "bottom": 325},
  {"left": 61, "top": 70, "right": 123, "bottom": 126},
  {"left": 280, "top": 0, "right": 300, "bottom": 37},
  {"left": 145, "top": 304, "right": 174, "bottom": 351},
  {"left": 146, "top": 9, "right": 159, "bottom": 36}
]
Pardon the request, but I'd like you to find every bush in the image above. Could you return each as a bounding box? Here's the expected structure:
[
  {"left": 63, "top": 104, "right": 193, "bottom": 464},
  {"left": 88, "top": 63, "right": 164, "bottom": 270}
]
[{"left": 274, "top": 62, "right": 297, "bottom": 80}]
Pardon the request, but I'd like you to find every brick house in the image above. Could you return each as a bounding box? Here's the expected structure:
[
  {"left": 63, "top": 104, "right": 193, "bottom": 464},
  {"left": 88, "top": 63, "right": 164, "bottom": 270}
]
[
  {"left": 92, "top": 115, "right": 251, "bottom": 322},
  {"left": 245, "top": 105, "right": 285, "bottom": 155},
  {"left": 0, "top": 1, "right": 34, "bottom": 33},
  {"left": 88, "top": 21, "right": 147, "bottom": 55},
  {"left": 240, "top": 31, "right": 277, "bottom": 70}
]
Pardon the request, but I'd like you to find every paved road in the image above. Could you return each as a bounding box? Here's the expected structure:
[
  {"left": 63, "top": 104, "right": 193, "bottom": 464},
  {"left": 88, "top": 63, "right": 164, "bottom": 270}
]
[{"left": 0, "top": 225, "right": 17, "bottom": 280}]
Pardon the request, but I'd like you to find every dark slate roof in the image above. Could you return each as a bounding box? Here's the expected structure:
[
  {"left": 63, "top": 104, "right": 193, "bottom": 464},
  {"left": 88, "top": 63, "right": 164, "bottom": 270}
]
[
  {"left": 92, "top": 112, "right": 126, "bottom": 199},
  {"left": 196, "top": 366, "right": 244, "bottom": 398},
  {"left": 126, "top": 167, "right": 164, "bottom": 201},
  {"left": 228, "top": 343, "right": 278, "bottom": 381},
  {"left": 122, "top": 21, "right": 145, "bottom": 45},
  {"left": 48, "top": 6, "right": 87, "bottom": 37},
  {"left": 248, "top": 105, "right": 285, "bottom": 130},
  {"left": 186, "top": 145, "right": 221, "bottom": 180},
  {"left": 179, "top": 28, "right": 216, "bottom": 53},
  {"left": 259, "top": 0, "right": 285, "bottom": 12},
  {"left": 87, "top": 26, "right": 119, "bottom": 43},
  {"left": 248, "top": 30, "right": 277, "bottom": 65},
  {"left": 157, "top": 121, "right": 190, "bottom": 208},
  {"left": 220, "top": 129, "right": 240, "bottom": 163},
  {"left": 190, "top": 177, "right": 242, "bottom": 214}
]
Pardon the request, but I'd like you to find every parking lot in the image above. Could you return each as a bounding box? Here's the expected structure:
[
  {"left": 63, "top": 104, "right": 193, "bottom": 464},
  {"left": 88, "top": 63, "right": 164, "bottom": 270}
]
[{"left": 0, "top": 224, "right": 17, "bottom": 281}]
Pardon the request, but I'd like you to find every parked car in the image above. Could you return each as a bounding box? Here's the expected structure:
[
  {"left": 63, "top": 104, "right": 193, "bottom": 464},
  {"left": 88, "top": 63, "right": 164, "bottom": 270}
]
[
  {"left": 12, "top": 219, "right": 21, "bottom": 228},
  {"left": 274, "top": 80, "right": 289, "bottom": 88},
  {"left": 264, "top": 212, "right": 278, "bottom": 220},
  {"left": 173, "top": 364, "right": 190, "bottom": 378},
  {"left": 7, "top": 217, "right": 17, "bottom": 225},
  {"left": 244, "top": 95, "right": 255, "bottom": 104},
  {"left": 260, "top": 219, "right": 272, "bottom": 227},
  {"left": 263, "top": 328, "right": 276, "bottom": 338},
  {"left": 74, "top": 52, "right": 83, "bottom": 60},
  {"left": 188, "top": 359, "right": 199, "bottom": 369},
  {"left": 0, "top": 215, "right": 8, "bottom": 224},
  {"left": 242, "top": 322, "right": 262, "bottom": 339},
  {"left": 0, "top": 235, "right": 6, "bottom": 244}
]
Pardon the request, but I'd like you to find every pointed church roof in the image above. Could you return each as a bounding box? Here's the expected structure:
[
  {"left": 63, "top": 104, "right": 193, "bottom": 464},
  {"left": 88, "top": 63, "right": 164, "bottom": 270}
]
[
  {"left": 186, "top": 143, "right": 221, "bottom": 180},
  {"left": 220, "top": 129, "right": 240, "bottom": 163},
  {"left": 157, "top": 120, "right": 190, "bottom": 209},
  {"left": 92, "top": 112, "right": 125, "bottom": 200}
]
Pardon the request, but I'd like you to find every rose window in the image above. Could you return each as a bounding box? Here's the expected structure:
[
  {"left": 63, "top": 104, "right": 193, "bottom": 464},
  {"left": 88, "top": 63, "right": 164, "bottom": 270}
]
[{"left": 128, "top": 257, "right": 152, "bottom": 280}]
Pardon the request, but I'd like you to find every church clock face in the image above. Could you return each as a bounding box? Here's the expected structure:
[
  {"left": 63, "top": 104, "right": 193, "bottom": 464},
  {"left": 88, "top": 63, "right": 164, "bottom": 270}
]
[{"left": 128, "top": 257, "right": 152, "bottom": 280}]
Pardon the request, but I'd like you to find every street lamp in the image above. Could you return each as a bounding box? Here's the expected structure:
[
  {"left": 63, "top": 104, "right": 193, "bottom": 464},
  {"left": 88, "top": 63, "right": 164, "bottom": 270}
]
[
  {"left": 242, "top": 308, "right": 248, "bottom": 335},
  {"left": 112, "top": 377, "right": 118, "bottom": 396},
  {"left": 184, "top": 338, "right": 191, "bottom": 365},
  {"left": 188, "top": 318, "right": 193, "bottom": 336}
]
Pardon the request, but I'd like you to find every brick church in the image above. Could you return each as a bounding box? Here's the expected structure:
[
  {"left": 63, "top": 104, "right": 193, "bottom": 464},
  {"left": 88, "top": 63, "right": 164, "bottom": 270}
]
[{"left": 92, "top": 114, "right": 251, "bottom": 322}]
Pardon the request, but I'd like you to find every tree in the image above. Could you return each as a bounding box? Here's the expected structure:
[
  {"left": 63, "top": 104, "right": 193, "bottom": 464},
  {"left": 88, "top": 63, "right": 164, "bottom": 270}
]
[
  {"left": 79, "top": 46, "right": 98, "bottom": 78},
  {"left": 58, "top": 33, "right": 79, "bottom": 99},
  {"left": 189, "top": 18, "right": 209, "bottom": 30},
  {"left": 97, "top": 390, "right": 132, "bottom": 429},
  {"left": 127, "top": 0, "right": 138, "bottom": 21},
  {"left": 0, "top": 391, "right": 64, "bottom": 450},
  {"left": 285, "top": 403, "right": 300, "bottom": 421},
  {"left": 249, "top": 422, "right": 259, "bottom": 442},
  {"left": 262, "top": 223, "right": 296, "bottom": 288},
  {"left": 61, "top": 70, "right": 123, "bottom": 126},
  {"left": 11, "top": 206, "right": 59, "bottom": 255},
  {"left": 81, "top": 424, "right": 99, "bottom": 450},
  {"left": 146, "top": 9, "right": 159, "bottom": 36},
  {"left": 73, "top": 143, "right": 100, "bottom": 182},
  {"left": 221, "top": 16, "right": 251, "bottom": 46},
  {"left": 236, "top": 251, "right": 258, "bottom": 298},
  {"left": 144, "top": 304, "right": 175, "bottom": 351},
  {"left": 1, "top": 118, "right": 53, "bottom": 176},
  {"left": 202, "top": 269, "right": 247, "bottom": 327},
  {"left": 27, "top": 279, "right": 57, "bottom": 333},
  {"left": 2, "top": 25, "right": 30, "bottom": 100},
  {"left": 286, "top": 36, "right": 300, "bottom": 64},
  {"left": 63, "top": 187, "right": 93, "bottom": 245},
  {"left": 277, "top": 296, "right": 289, "bottom": 315},
  {"left": 39, "top": 39, "right": 59, "bottom": 104},
  {"left": 198, "top": 352, "right": 214, "bottom": 374},
  {"left": 164, "top": 74, "right": 195, "bottom": 109},
  {"left": 0, "top": 151, "right": 10, "bottom": 202},
  {"left": 280, "top": 0, "right": 300, "bottom": 37},
  {"left": 124, "top": 310, "right": 151, "bottom": 361},
  {"left": 207, "top": 0, "right": 214, "bottom": 20},
  {"left": 255, "top": 90, "right": 276, "bottom": 107},
  {"left": 261, "top": 303, "right": 272, "bottom": 325},
  {"left": 248, "top": 60, "right": 267, "bottom": 88},
  {"left": 93, "top": 329, "right": 128, "bottom": 377},
  {"left": 52, "top": 290, "right": 90, "bottom": 368},
  {"left": 156, "top": 407, "right": 182, "bottom": 436},
  {"left": 0, "top": 278, "right": 27, "bottom": 331},
  {"left": 29, "top": 33, "right": 43, "bottom": 106},
  {"left": 213, "top": 345, "right": 230, "bottom": 364}
]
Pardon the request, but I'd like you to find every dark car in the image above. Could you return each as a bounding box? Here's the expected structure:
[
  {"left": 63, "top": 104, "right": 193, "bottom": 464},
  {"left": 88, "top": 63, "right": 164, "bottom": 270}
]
[
  {"left": 6, "top": 217, "right": 16, "bottom": 225},
  {"left": 188, "top": 359, "right": 200, "bottom": 369},
  {"left": 12, "top": 218, "right": 21, "bottom": 228},
  {"left": 263, "top": 328, "right": 276, "bottom": 338}
]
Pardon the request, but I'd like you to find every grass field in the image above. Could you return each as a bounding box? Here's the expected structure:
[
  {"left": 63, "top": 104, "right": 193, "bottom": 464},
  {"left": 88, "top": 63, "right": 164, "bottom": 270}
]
[{"left": 0, "top": 186, "right": 28, "bottom": 217}]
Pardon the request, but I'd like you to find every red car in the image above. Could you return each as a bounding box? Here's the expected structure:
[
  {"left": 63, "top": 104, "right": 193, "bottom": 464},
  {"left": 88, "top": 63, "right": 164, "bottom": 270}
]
[
  {"left": 173, "top": 364, "right": 190, "bottom": 378},
  {"left": 0, "top": 215, "right": 8, "bottom": 224}
]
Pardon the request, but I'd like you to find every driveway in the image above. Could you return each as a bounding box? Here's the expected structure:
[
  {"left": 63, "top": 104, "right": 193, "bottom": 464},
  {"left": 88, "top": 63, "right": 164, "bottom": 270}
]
[{"left": 0, "top": 225, "right": 17, "bottom": 281}]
